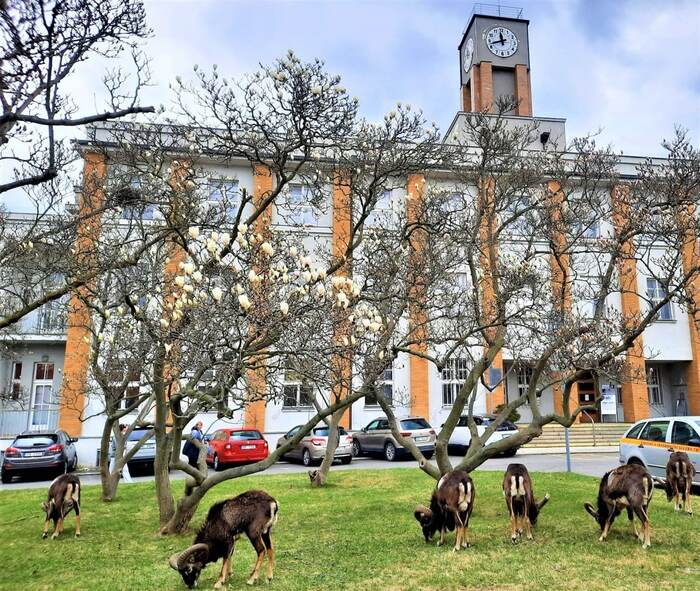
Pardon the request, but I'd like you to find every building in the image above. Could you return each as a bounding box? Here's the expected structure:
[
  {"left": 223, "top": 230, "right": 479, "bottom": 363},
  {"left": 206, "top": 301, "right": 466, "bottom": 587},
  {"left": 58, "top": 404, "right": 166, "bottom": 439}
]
[{"left": 2, "top": 5, "right": 699, "bottom": 465}]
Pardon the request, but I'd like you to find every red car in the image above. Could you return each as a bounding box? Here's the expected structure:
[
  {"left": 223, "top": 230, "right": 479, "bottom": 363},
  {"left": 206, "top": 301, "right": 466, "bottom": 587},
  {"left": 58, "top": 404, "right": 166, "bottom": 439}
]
[{"left": 206, "top": 428, "right": 269, "bottom": 471}]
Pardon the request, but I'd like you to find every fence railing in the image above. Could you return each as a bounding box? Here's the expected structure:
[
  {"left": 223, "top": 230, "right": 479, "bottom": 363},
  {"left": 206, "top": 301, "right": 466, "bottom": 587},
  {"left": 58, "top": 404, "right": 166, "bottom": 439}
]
[{"left": 0, "top": 409, "right": 59, "bottom": 437}]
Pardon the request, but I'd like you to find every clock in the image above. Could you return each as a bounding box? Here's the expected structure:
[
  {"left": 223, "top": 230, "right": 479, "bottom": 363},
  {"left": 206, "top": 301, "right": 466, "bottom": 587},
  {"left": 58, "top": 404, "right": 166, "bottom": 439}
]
[
  {"left": 462, "top": 37, "right": 474, "bottom": 72},
  {"left": 485, "top": 26, "right": 518, "bottom": 58}
]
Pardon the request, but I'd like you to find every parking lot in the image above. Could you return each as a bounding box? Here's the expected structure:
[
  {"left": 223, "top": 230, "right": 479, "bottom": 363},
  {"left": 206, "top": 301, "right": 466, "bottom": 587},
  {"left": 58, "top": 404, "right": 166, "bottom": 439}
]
[{"left": 0, "top": 451, "right": 620, "bottom": 490}]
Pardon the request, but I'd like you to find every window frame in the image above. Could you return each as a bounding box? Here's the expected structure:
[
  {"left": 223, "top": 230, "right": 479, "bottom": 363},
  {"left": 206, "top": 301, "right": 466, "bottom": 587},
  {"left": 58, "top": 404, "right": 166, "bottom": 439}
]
[
  {"left": 282, "top": 362, "right": 312, "bottom": 409},
  {"left": 645, "top": 278, "right": 674, "bottom": 322},
  {"left": 364, "top": 366, "right": 394, "bottom": 407},
  {"left": 206, "top": 178, "right": 240, "bottom": 220},
  {"left": 285, "top": 185, "right": 317, "bottom": 226},
  {"left": 646, "top": 365, "right": 664, "bottom": 406},
  {"left": 441, "top": 357, "right": 470, "bottom": 406}
]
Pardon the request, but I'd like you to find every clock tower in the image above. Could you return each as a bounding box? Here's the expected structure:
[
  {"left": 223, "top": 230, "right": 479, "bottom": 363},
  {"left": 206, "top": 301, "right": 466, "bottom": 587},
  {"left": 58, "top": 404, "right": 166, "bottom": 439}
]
[{"left": 458, "top": 7, "right": 532, "bottom": 116}]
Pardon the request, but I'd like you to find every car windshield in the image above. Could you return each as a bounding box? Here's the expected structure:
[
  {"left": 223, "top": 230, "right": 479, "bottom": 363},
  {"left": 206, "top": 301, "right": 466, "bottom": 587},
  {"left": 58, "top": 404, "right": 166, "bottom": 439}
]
[
  {"left": 313, "top": 427, "right": 348, "bottom": 436},
  {"left": 15, "top": 435, "right": 57, "bottom": 447},
  {"left": 127, "top": 429, "right": 154, "bottom": 442},
  {"left": 400, "top": 418, "right": 430, "bottom": 430},
  {"left": 229, "top": 431, "right": 263, "bottom": 440}
]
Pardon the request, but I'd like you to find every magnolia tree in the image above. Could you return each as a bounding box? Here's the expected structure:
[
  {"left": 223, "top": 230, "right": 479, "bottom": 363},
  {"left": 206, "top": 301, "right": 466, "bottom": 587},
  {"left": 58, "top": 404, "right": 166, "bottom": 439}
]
[
  {"left": 369, "top": 105, "right": 700, "bottom": 480},
  {"left": 0, "top": 0, "right": 156, "bottom": 337},
  {"left": 78, "top": 52, "right": 441, "bottom": 532}
]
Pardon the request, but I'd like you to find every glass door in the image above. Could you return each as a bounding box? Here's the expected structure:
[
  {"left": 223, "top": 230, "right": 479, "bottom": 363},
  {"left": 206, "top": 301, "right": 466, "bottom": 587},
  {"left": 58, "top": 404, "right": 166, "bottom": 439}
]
[{"left": 29, "top": 363, "right": 54, "bottom": 430}]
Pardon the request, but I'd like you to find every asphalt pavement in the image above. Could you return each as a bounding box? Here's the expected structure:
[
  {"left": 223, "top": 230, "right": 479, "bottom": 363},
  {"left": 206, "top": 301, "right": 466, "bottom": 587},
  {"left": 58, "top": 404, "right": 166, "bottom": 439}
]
[{"left": 0, "top": 451, "right": 620, "bottom": 491}]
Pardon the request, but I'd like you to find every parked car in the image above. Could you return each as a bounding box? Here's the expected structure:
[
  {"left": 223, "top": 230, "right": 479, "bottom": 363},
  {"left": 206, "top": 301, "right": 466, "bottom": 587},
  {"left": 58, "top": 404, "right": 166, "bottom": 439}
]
[
  {"left": 618, "top": 416, "right": 700, "bottom": 484},
  {"left": 206, "top": 428, "right": 269, "bottom": 470},
  {"left": 276, "top": 424, "right": 353, "bottom": 467},
  {"left": 352, "top": 417, "right": 435, "bottom": 461},
  {"left": 111, "top": 427, "right": 156, "bottom": 475},
  {"left": 444, "top": 415, "right": 520, "bottom": 456},
  {"left": 1, "top": 430, "right": 78, "bottom": 483}
]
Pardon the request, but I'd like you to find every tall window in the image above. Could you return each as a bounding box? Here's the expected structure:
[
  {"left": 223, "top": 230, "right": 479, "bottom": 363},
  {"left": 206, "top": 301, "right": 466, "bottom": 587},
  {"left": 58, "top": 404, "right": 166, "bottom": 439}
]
[
  {"left": 286, "top": 185, "right": 316, "bottom": 225},
  {"left": 441, "top": 358, "right": 470, "bottom": 406},
  {"left": 365, "top": 366, "right": 393, "bottom": 406},
  {"left": 282, "top": 362, "right": 312, "bottom": 408},
  {"left": 646, "top": 278, "right": 673, "bottom": 321},
  {"left": 647, "top": 366, "right": 664, "bottom": 405},
  {"left": 10, "top": 362, "right": 22, "bottom": 399},
  {"left": 503, "top": 194, "right": 531, "bottom": 234},
  {"left": 366, "top": 190, "right": 393, "bottom": 227},
  {"left": 31, "top": 363, "right": 54, "bottom": 427},
  {"left": 576, "top": 219, "right": 600, "bottom": 239},
  {"left": 207, "top": 179, "right": 240, "bottom": 220},
  {"left": 516, "top": 365, "right": 533, "bottom": 398},
  {"left": 578, "top": 275, "right": 606, "bottom": 319},
  {"left": 35, "top": 299, "right": 65, "bottom": 333}
]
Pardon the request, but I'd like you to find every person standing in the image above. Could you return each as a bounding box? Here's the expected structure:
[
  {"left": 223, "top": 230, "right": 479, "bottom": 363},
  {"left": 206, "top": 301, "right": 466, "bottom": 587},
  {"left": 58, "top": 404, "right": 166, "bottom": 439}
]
[{"left": 183, "top": 421, "right": 204, "bottom": 468}]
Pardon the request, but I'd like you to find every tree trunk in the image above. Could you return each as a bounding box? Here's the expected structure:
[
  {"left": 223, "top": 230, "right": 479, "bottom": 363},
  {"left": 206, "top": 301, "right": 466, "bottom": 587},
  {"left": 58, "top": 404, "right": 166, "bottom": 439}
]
[
  {"left": 160, "top": 483, "right": 207, "bottom": 535},
  {"left": 99, "top": 417, "right": 120, "bottom": 501},
  {"left": 309, "top": 410, "right": 342, "bottom": 488},
  {"left": 154, "top": 429, "right": 174, "bottom": 526}
]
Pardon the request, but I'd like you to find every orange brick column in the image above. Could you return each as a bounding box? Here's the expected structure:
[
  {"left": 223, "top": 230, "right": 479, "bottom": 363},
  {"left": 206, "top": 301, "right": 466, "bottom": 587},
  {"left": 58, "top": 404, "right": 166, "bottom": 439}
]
[
  {"left": 461, "top": 82, "right": 472, "bottom": 112},
  {"left": 514, "top": 65, "right": 532, "bottom": 117},
  {"left": 478, "top": 62, "right": 494, "bottom": 113},
  {"left": 470, "top": 65, "right": 482, "bottom": 113},
  {"left": 679, "top": 205, "right": 700, "bottom": 414},
  {"left": 58, "top": 152, "right": 106, "bottom": 435},
  {"left": 244, "top": 165, "right": 273, "bottom": 431},
  {"left": 331, "top": 170, "right": 353, "bottom": 429},
  {"left": 478, "top": 177, "right": 505, "bottom": 412},
  {"left": 547, "top": 181, "right": 578, "bottom": 417},
  {"left": 612, "top": 185, "right": 649, "bottom": 421},
  {"left": 407, "top": 174, "right": 430, "bottom": 419}
]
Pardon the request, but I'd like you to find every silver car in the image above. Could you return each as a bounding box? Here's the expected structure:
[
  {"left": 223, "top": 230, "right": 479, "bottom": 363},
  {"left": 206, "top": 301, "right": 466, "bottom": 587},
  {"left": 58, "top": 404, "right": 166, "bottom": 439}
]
[
  {"left": 618, "top": 416, "right": 700, "bottom": 484},
  {"left": 352, "top": 416, "right": 436, "bottom": 461},
  {"left": 276, "top": 424, "right": 353, "bottom": 467}
]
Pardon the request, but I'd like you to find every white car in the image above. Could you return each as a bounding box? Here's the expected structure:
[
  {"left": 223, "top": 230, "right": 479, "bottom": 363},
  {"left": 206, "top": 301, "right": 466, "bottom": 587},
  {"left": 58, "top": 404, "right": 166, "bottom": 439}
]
[
  {"left": 618, "top": 416, "right": 700, "bottom": 484},
  {"left": 445, "top": 415, "right": 519, "bottom": 456}
]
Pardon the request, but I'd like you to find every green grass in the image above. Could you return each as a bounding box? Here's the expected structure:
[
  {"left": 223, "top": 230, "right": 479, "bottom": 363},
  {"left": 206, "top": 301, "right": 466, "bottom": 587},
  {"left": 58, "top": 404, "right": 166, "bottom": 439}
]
[{"left": 0, "top": 469, "right": 698, "bottom": 591}]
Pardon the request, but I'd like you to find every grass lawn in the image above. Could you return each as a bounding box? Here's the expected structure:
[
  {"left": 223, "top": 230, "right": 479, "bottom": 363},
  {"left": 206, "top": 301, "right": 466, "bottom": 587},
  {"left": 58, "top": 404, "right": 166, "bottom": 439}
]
[{"left": 0, "top": 468, "right": 699, "bottom": 591}]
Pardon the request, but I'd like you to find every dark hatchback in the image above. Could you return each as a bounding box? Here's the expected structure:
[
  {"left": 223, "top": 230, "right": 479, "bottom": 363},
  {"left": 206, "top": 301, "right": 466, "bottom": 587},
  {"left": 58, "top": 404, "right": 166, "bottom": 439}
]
[{"left": 1, "top": 430, "right": 78, "bottom": 483}]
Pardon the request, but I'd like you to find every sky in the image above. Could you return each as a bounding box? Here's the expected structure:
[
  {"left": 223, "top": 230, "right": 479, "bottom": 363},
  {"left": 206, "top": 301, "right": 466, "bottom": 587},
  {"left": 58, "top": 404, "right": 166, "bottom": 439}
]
[{"left": 3, "top": 0, "right": 700, "bottom": 211}]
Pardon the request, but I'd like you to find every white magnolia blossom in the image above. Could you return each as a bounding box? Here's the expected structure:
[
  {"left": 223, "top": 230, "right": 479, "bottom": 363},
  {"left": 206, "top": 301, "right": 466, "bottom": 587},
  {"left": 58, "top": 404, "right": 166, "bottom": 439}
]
[
  {"left": 261, "top": 242, "right": 274, "bottom": 256},
  {"left": 280, "top": 301, "right": 289, "bottom": 315},
  {"left": 211, "top": 287, "right": 223, "bottom": 302},
  {"left": 183, "top": 262, "right": 195, "bottom": 275},
  {"left": 238, "top": 293, "right": 251, "bottom": 311},
  {"left": 175, "top": 276, "right": 186, "bottom": 288},
  {"left": 160, "top": 319, "right": 169, "bottom": 329},
  {"left": 192, "top": 270, "right": 203, "bottom": 283},
  {"left": 188, "top": 227, "right": 200, "bottom": 240}
]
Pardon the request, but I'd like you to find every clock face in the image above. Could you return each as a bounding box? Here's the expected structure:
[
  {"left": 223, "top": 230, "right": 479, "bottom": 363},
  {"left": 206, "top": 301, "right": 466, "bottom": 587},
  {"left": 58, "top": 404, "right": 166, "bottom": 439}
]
[
  {"left": 463, "top": 38, "right": 474, "bottom": 72},
  {"left": 486, "top": 26, "right": 518, "bottom": 58}
]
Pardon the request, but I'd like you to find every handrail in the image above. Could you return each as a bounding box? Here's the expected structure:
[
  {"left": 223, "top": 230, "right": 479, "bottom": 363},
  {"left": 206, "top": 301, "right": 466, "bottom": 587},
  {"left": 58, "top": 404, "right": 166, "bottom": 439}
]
[{"left": 580, "top": 410, "right": 597, "bottom": 446}]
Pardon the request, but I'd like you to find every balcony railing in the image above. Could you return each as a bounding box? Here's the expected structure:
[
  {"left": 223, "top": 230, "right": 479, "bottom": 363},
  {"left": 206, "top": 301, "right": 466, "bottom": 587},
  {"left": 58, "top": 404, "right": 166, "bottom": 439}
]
[
  {"left": 0, "top": 408, "right": 59, "bottom": 437},
  {"left": 12, "top": 306, "right": 67, "bottom": 336}
]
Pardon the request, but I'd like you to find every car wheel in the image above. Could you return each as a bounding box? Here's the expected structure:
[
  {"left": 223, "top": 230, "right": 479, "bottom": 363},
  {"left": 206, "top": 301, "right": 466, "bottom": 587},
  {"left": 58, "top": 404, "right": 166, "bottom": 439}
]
[
  {"left": 213, "top": 454, "right": 223, "bottom": 472},
  {"left": 502, "top": 448, "right": 518, "bottom": 458},
  {"left": 424, "top": 451, "right": 434, "bottom": 460},
  {"left": 69, "top": 456, "right": 78, "bottom": 472},
  {"left": 627, "top": 457, "right": 644, "bottom": 466},
  {"left": 384, "top": 441, "right": 397, "bottom": 462},
  {"left": 61, "top": 461, "right": 69, "bottom": 475},
  {"left": 302, "top": 449, "right": 313, "bottom": 467},
  {"left": 352, "top": 439, "right": 362, "bottom": 457},
  {"left": 1, "top": 471, "right": 11, "bottom": 484},
  {"left": 340, "top": 455, "right": 352, "bottom": 465}
]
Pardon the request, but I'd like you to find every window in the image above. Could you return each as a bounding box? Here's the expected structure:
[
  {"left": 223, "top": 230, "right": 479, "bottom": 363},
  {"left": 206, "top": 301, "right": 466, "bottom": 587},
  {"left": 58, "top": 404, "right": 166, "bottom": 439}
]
[
  {"left": 576, "top": 219, "right": 600, "bottom": 239},
  {"left": 578, "top": 275, "right": 606, "bottom": 319},
  {"left": 282, "top": 362, "right": 312, "bottom": 408},
  {"left": 671, "top": 421, "right": 698, "bottom": 445},
  {"left": 441, "top": 358, "right": 470, "bottom": 406},
  {"left": 366, "top": 190, "right": 393, "bottom": 227},
  {"left": 647, "top": 366, "right": 664, "bottom": 405},
  {"left": 516, "top": 365, "right": 533, "bottom": 398},
  {"left": 503, "top": 195, "right": 531, "bottom": 234},
  {"left": 639, "top": 420, "right": 669, "bottom": 442},
  {"left": 646, "top": 278, "right": 673, "bottom": 321},
  {"left": 207, "top": 179, "right": 240, "bottom": 220},
  {"left": 31, "top": 363, "right": 55, "bottom": 427},
  {"left": 400, "top": 418, "right": 431, "bottom": 430},
  {"left": 365, "top": 366, "right": 393, "bottom": 406},
  {"left": 286, "top": 185, "right": 316, "bottom": 225},
  {"left": 625, "top": 422, "right": 646, "bottom": 440},
  {"left": 442, "top": 192, "right": 464, "bottom": 215},
  {"left": 229, "top": 430, "right": 263, "bottom": 440},
  {"left": 10, "top": 362, "right": 22, "bottom": 399},
  {"left": 364, "top": 420, "right": 380, "bottom": 431}
]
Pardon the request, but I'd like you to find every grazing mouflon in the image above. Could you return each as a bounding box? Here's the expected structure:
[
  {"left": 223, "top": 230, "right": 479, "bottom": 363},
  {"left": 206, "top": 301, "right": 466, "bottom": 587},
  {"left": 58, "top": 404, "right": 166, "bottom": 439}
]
[
  {"left": 414, "top": 470, "right": 475, "bottom": 552},
  {"left": 584, "top": 463, "right": 654, "bottom": 548},
  {"left": 665, "top": 451, "right": 695, "bottom": 515},
  {"left": 42, "top": 473, "right": 81, "bottom": 540},
  {"left": 169, "top": 490, "right": 279, "bottom": 589},
  {"left": 502, "top": 463, "right": 550, "bottom": 543}
]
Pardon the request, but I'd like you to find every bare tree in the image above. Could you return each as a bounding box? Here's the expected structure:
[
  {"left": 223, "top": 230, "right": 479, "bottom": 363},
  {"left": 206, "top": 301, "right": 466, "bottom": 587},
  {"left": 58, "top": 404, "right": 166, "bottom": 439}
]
[
  {"left": 370, "top": 106, "right": 700, "bottom": 480},
  {"left": 0, "top": 0, "right": 154, "bottom": 336}
]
